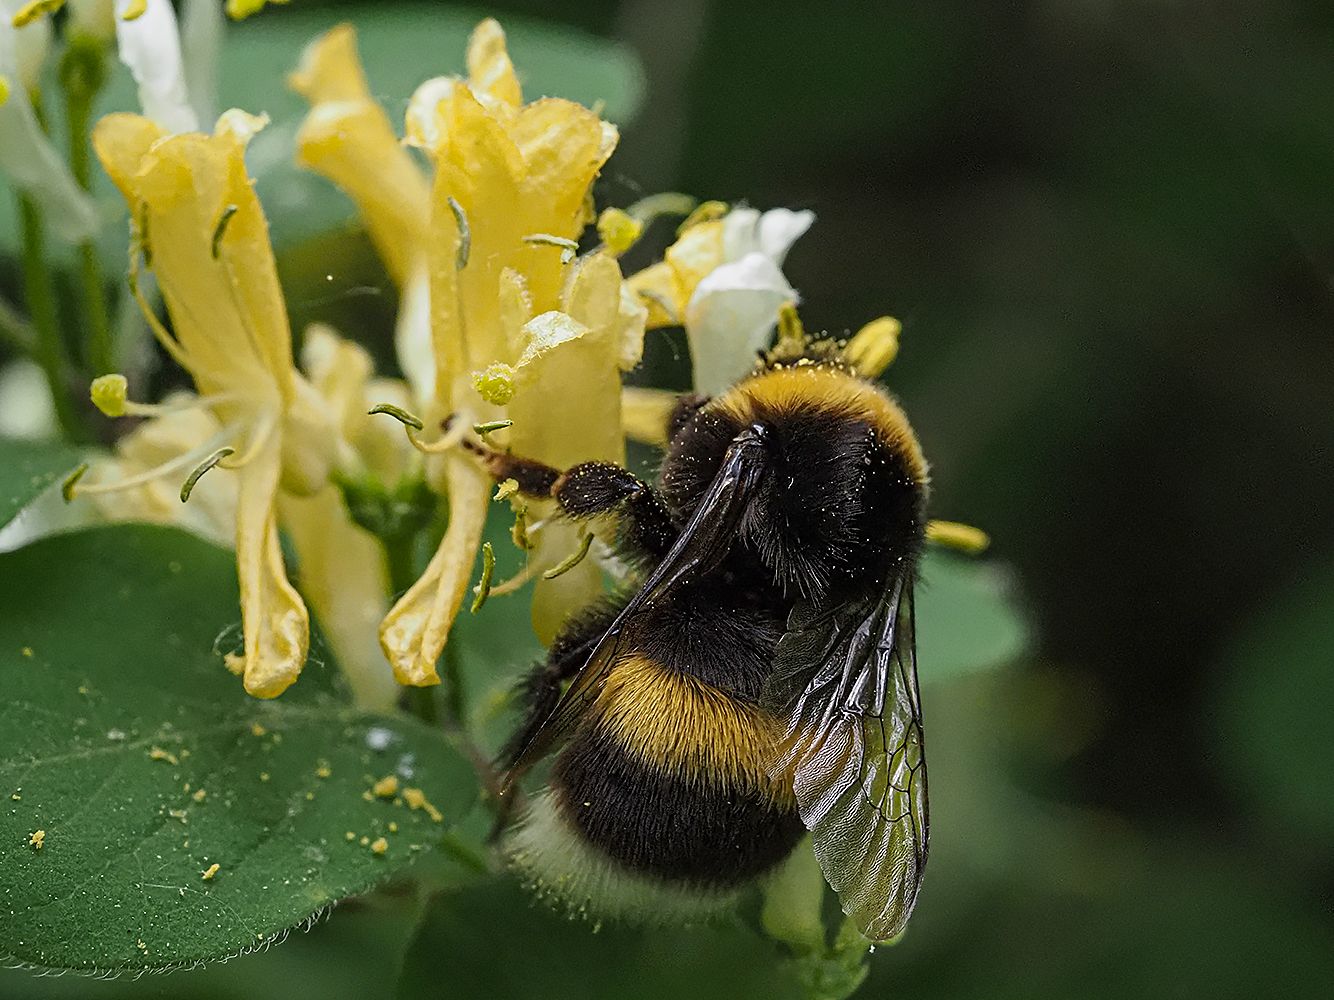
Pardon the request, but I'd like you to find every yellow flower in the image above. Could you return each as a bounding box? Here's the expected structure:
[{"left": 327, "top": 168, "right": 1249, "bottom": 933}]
[
  {"left": 372, "top": 20, "right": 630, "bottom": 683},
  {"left": 89, "top": 109, "right": 337, "bottom": 698},
  {"left": 290, "top": 24, "right": 430, "bottom": 288}
]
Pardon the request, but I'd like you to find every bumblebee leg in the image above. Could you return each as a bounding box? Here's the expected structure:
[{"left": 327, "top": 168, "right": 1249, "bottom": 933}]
[{"left": 464, "top": 440, "right": 680, "bottom": 563}]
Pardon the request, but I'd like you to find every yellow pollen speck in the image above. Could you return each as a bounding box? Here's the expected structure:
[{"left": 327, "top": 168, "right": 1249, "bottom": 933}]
[
  {"left": 250, "top": 722, "right": 267, "bottom": 737},
  {"left": 316, "top": 764, "right": 332, "bottom": 779},
  {"left": 372, "top": 775, "right": 399, "bottom": 798},
  {"left": 192, "top": 788, "right": 207, "bottom": 803},
  {"left": 168, "top": 808, "right": 188, "bottom": 823},
  {"left": 345, "top": 831, "right": 355, "bottom": 841},
  {"left": 148, "top": 747, "right": 179, "bottom": 765},
  {"left": 11, "top": 1, "right": 64, "bottom": 30},
  {"left": 259, "top": 772, "right": 270, "bottom": 782},
  {"left": 29, "top": 829, "right": 45, "bottom": 849},
  {"left": 120, "top": 0, "right": 147, "bottom": 22},
  {"left": 370, "top": 837, "right": 388, "bottom": 855},
  {"left": 388, "top": 821, "right": 398, "bottom": 833},
  {"left": 471, "top": 363, "right": 516, "bottom": 405},
  {"left": 494, "top": 478, "right": 519, "bottom": 502},
  {"left": 402, "top": 787, "right": 444, "bottom": 823},
  {"left": 304, "top": 791, "right": 314, "bottom": 801},
  {"left": 89, "top": 374, "right": 129, "bottom": 417},
  {"left": 10, "top": 793, "right": 19, "bottom": 801},
  {"left": 201, "top": 863, "right": 220, "bottom": 881},
  {"left": 361, "top": 790, "right": 373, "bottom": 802},
  {"left": 21, "top": 647, "right": 33, "bottom": 658},
  {"left": 359, "top": 835, "right": 369, "bottom": 846}
]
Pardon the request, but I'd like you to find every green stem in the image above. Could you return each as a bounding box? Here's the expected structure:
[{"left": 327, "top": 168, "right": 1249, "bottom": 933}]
[
  {"left": 18, "top": 194, "right": 86, "bottom": 442},
  {"left": 0, "top": 297, "right": 35, "bottom": 354},
  {"left": 63, "top": 48, "right": 114, "bottom": 375}
]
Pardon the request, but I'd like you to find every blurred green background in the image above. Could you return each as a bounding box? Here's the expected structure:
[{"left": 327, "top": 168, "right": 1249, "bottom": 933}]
[{"left": 3, "top": 0, "right": 1333, "bottom": 997}]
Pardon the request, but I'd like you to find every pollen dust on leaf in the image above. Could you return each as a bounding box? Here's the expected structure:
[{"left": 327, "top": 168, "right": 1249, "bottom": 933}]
[
  {"left": 372, "top": 775, "right": 399, "bottom": 798},
  {"left": 402, "top": 787, "right": 444, "bottom": 823},
  {"left": 148, "top": 747, "right": 179, "bottom": 765},
  {"left": 201, "top": 863, "right": 220, "bottom": 881},
  {"left": 370, "top": 837, "right": 388, "bottom": 856},
  {"left": 28, "top": 830, "right": 45, "bottom": 849}
]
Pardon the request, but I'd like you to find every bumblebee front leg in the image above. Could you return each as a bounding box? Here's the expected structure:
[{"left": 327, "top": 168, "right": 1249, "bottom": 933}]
[{"left": 463, "top": 441, "right": 679, "bottom": 563}]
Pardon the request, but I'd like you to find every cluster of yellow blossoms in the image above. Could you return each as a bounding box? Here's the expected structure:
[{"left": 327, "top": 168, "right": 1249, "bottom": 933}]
[{"left": 55, "top": 18, "right": 902, "bottom": 707}]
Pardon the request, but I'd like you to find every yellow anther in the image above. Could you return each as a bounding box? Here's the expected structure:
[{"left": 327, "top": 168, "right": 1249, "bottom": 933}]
[
  {"left": 61, "top": 463, "right": 90, "bottom": 502},
  {"left": 677, "top": 199, "right": 728, "bottom": 234},
  {"left": 0, "top": 76, "right": 9, "bottom": 106},
  {"left": 473, "top": 419, "right": 512, "bottom": 439},
  {"left": 367, "top": 402, "right": 424, "bottom": 430},
  {"left": 12, "top": 0, "right": 64, "bottom": 29},
  {"left": 179, "top": 447, "right": 235, "bottom": 503},
  {"left": 925, "top": 520, "right": 991, "bottom": 556},
  {"left": 845, "top": 316, "right": 901, "bottom": 378},
  {"left": 543, "top": 531, "right": 593, "bottom": 579},
  {"left": 596, "top": 207, "right": 643, "bottom": 256},
  {"left": 777, "top": 302, "right": 806, "bottom": 349},
  {"left": 90, "top": 374, "right": 129, "bottom": 417},
  {"left": 494, "top": 478, "right": 519, "bottom": 501},
  {"left": 510, "top": 505, "right": 533, "bottom": 551},
  {"left": 226, "top": 0, "right": 289, "bottom": 20},
  {"left": 120, "top": 0, "right": 147, "bottom": 22},
  {"left": 470, "top": 542, "right": 496, "bottom": 613},
  {"left": 472, "top": 363, "right": 516, "bottom": 406}
]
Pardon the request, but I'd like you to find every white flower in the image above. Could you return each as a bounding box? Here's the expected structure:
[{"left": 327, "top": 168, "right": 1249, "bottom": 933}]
[
  {"left": 684, "top": 207, "right": 813, "bottom": 395},
  {"left": 0, "top": 1, "right": 98, "bottom": 242},
  {"left": 113, "top": 0, "right": 197, "bottom": 133}
]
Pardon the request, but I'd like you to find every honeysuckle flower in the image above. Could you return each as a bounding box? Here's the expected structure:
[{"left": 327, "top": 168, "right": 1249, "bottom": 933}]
[
  {"left": 368, "top": 19, "right": 631, "bottom": 683},
  {"left": 626, "top": 205, "right": 814, "bottom": 395},
  {"left": 90, "top": 109, "right": 338, "bottom": 698},
  {"left": 0, "top": 1, "right": 97, "bottom": 241},
  {"left": 290, "top": 23, "right": 430, "bottom": 290}
]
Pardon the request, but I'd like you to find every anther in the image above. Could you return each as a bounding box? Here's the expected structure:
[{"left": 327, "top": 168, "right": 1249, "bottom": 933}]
[
  {"left": 522, "top": 233, "right": 579, "bottom": 264},
  {"left": 473, "top": 419, "right": 513, "bottom": 439},
  {"left": 180, "top": 447, "right": 235, "bottom": 503},
  {"left": 676, "top": 199, "right": 728, "bottom": 235},
  {"left": 61, "top": 463, "right": 89, "bottom": 503},
  {"left": 367, "top": 403, "right": 424, "bottom": 430},
  {"left": 447, "top": 197, "right": 470, "bottom": 269},
  {"left": 925, "top": 520, "right": 991, "bottom": 556},
  {"left": 211, "top": 204, "right": 239, "bottom": 259},
  {"left": 542, "top": 531, "right": 593, "bottom": 579},
  {"left": 470, "top": 542, "right": 496, "bottom": 613}
]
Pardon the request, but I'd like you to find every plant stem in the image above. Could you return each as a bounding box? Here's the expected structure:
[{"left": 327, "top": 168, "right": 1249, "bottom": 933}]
[
  {"left": 17, "top": 193, "right": 86, "bottom": 441},
  {"left": 63, "top": 50, "right": 114, "bottom": 376},
  {"left": 0, "top": 297, "right": 35, "bottom": 354}
]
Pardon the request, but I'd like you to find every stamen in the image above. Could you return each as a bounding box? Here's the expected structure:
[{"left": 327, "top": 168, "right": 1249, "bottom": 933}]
[
  {"left": 180, "top": 448, "right": 236, "bottom": 503},
  {"left": 494, "top": 478, "right": 519, "bottom": 501},
  {"left": 777, "top": 302, "right": 807, "bottom": 350},
  {"left": 487, "top": 559, "right": 541, "bottom": 598},
  {"left": 90, "top": 375, "right": 129, "bottom": 418},
  {"left": 447, "top": 197, "right": 470, "bottom": 269},
  {"left": 11, "top": 1, "right": 65, "bottom": 29},
  {"left": 676, "top": 199, "right": 728, "bottom": 235},
  {"left": 542, "top": 531, "right": 593, "bottom": 579},
  {"left": 596, "top": 208, "right": 643, "bottom": 256},
  {"left": 522, "top": 233, "right": 579, "bottom": 264},
  {"left": 61, "top": 464, "right": 89, "bottom": 503},
  {"left": 510, "top": 504, "right": 534, "bottom": 551},
  {"left": 128, "top": 243, "right": 195, "bottom": 372},
  {"left": 470, "top": 542, "right": 496, "bottom": 613},
  {"left": 65, "top": 427, "right": 236, "bottom": 500},
  {"left": 368, "top": 403, "right": 424, "bottom": 430},
  {"left": 845, "top": 316, "right": 901, "bottom": 378},
  {"left": 211, "top": 204, "right": 239, "bottom": 259},
  {"left": 219, "top": 412, "right": 276, "bottom": 470},
  {"left": 925, "top": 520, "right": 990, "bottom": 556},
  {"left": 473, "top": 419, "right": 512, "bottom": 439},
  {"left": 121, "top": 0, "right": 147, "bottom": 20},
  {"left": 626, "top": 192, "right": 698, "bottom": 225}
]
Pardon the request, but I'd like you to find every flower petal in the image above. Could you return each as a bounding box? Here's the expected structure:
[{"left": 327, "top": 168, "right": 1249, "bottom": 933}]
[
  {"left": 291, "top": 25, "right": 430, "bottom": 286},
  {"left": 234, "top": 435, "right": 309, "bottom": 698},
  {"left": 280, "top": 487, "right": 397, "bottom": 710},
  {"left": 379, "top": 454, "right": 490, "bottom": 686},
  {"left": 466, "top": 17, "right": 521, "bottom": 108},
  {"left": 114, "top": 0, "right": 198, "bottom": 134},
  {"left": 684, "top": 251, "right": 796, "bottom": 396},
  {"left": 720, "top": 206, "right": 814, "bottom": 265}
]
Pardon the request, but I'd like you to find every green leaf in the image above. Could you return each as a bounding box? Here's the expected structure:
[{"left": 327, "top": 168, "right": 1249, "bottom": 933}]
[
  {"left": 917, "top": 551, "right": 1029, "bottom": 680},
  {"left": 396, "top": 880, "right": 804, "bottom": 1000},
  {"left": 0, "top": 525, "right": 477, "bottom": 974},
  {"left": 1213, "top": 551, "right": 1334, "bottom": 837},
  {"left": 0, "top": 437, "right": 83, "bottom": 533}
]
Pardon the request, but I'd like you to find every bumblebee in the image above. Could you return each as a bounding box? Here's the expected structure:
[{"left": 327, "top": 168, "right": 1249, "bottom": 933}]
[{"left": 470, "top": 337, "right": 931, "bottom": 941}]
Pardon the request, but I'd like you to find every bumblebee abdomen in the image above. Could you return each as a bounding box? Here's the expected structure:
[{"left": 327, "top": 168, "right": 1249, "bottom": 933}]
[{"left": 507, "top": 653, "right": 804, "bottom": 915}]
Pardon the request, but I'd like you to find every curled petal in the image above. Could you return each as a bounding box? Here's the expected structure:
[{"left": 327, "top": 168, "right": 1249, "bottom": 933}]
[
  {"left": 114, "top": 0, "right": 198, "bottom": 134},
  {"left": 685, "top": 252, "right": 796, "bottom": 396},
  {"left": 466, "top": 17, "right": 521, "bottom": 108},
  {"left": 721, "top": 206, "right": 814, "bottom": 266},
  {"left": 379, "top": 454, "right": 489, "bottom": 686},
  {"left": 234, "top": 437, "right": 309, "bottom": 698}
]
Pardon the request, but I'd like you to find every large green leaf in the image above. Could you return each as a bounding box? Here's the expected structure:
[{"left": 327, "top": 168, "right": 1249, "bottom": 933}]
[
  {"left": 0, "top": 438, "right": 83, "bottom": 533},
  {"left": 0, "top": 525, "right": 476, "bottom": 974}
]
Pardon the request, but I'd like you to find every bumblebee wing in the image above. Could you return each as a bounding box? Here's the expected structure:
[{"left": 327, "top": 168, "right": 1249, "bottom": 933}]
[
  {"left": 769, "top": 568, "right": 928, "bottom": 942},
  {"left": 504, "top": 425, "right": 770, "bottom": 782}
]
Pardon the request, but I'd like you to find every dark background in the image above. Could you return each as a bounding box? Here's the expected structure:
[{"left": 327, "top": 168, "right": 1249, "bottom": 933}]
[{"left": 4, "top": 1, "right": 1333, "bottom": 997}]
